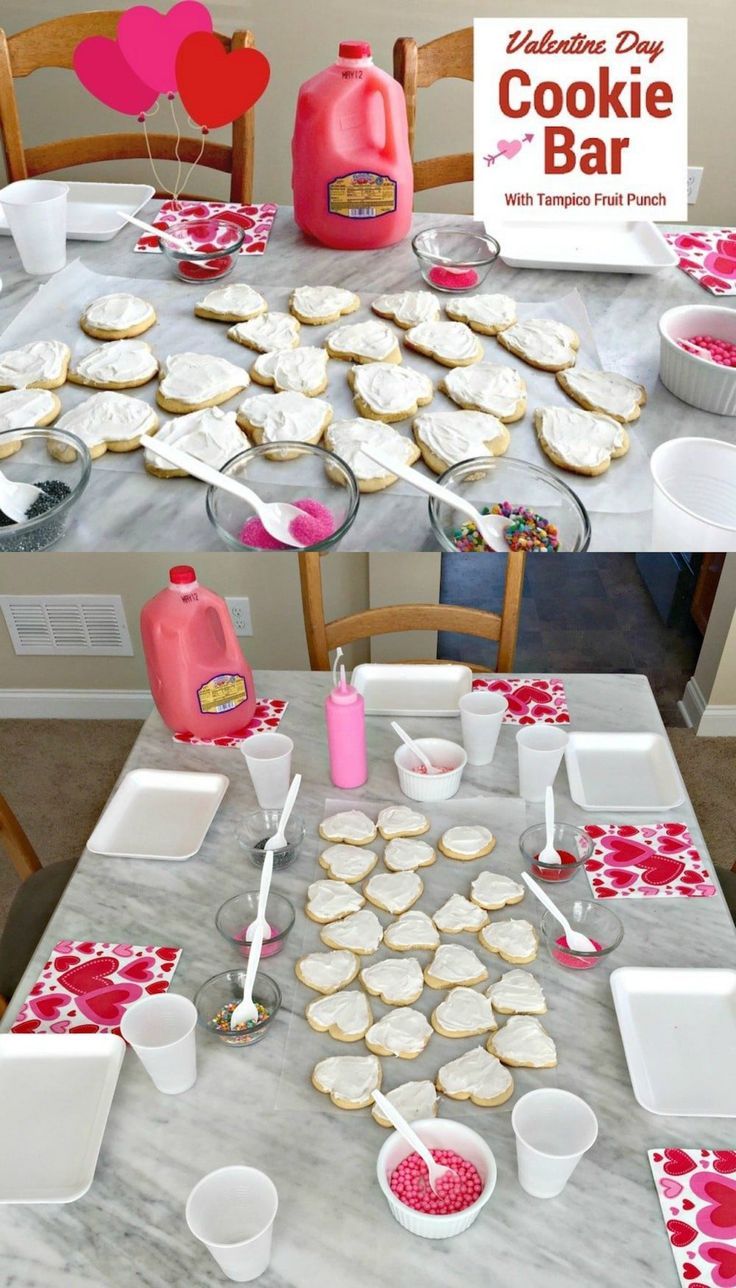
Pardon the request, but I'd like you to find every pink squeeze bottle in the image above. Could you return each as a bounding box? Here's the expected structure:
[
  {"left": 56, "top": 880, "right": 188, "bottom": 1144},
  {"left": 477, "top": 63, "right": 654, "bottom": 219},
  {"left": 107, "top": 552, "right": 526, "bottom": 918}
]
[
  {"left": 325, "top": 647, "right": 368, "bottom": 788},
  {"left": 291, "top": 40, "right": 413, "bottom": 250},
  {"left": 140, "top": 565, "right": 256, "bottom": 739}
]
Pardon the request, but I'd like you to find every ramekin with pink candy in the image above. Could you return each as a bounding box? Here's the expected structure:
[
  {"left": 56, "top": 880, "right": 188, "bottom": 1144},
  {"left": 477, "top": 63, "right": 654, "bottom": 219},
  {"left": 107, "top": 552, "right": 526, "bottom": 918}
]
[{"left": 659, "top": 304, "right": 736, "bottom": 415}]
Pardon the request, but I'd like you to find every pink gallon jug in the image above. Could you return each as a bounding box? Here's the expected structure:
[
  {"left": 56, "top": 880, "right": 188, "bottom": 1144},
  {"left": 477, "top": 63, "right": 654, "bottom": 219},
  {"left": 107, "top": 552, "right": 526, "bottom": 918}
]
[
  {"left": 292, "top": 40, "right": 413, "bottom": 250},
  {"left": 140, "top": 566, "right": 256, "bottom": 738}
]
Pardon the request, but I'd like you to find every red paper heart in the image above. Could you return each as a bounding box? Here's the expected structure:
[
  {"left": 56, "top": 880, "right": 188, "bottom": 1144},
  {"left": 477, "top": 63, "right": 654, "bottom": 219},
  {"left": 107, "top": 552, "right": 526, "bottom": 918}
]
[
  {"left": 146, "top": 980, "right": 169, "bottom": 994},
  {"left": 681, "top": 870, "right": 706, "bottom": 885},
  {"left": 692, "top": 1174, "right": 736, "bottom": 1237},
  {"left": 605, "top": 868, "right": 638, "bottom": 889},
  {"left": 585, "top": 825, "right": 606, "bottom": 838},
  {"left": 683, "top": 1199, "right": 695, "bottom": 1210},
  {"left": 119, "top": 956, "right": 155, "bottom": 983},
  {"left": 156, "top": 947, "right": 179, "bottom": 962},
  {"left": 29, "top": 992, "right": 72, "bottom": 1021},
  {"left": 176, "top": 33, "right": 270, "bottom": 130},
  {"left": 69, "top": 1024, "right": 100, "bottom": 1033},
  {"left": 53, "top": 954, "right": 80, "bottom": 972},
  {"left": 700, "top": 274, "right": 732, "bottom": 292},
  {"left": 12, "top": 1019, "right": 40, "bottom": 1033},
  {"left": 682, "top": 1267, "right": 700, "bottom": 1282},
  {"left": 600, "top": 835, "right": 655, "bottom": 867},
  {"left": 714, "top": 1152, "right": 736, "bottom": 1175},
  {"left": 666, "top": 1218, "right": 696, "bottom": 1247},
  {"left": 78, "top": 983, "right": 142, "bottom": 1026},
  {"left": 641, "top": 857, "right": 685, "bottom": 886},
  {"left": 58, "top": 956, "right": 118, "bottom": 995},
  {"left": 706, "top": 254, "right": 736, "bottom": 279},
  {"left": 664, "top": 1149, "right": 697, "bottom": 1176},
  {"left": 701, "top": 1242, "right": 736, "bottom": 1284}
]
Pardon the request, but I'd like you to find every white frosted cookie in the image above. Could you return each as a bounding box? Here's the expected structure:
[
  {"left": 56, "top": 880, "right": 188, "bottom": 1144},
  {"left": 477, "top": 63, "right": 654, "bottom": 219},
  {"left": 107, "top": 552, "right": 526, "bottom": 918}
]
[
  {"left": 377, "top": 806, "right": 429, "bottom": 840},
  {"left": 413, "top": 410, "right": 510, "bottom": 474},
  {"left": 479, "top": 919, "right": 538, "bottom": 965},
  {"left": 371, "top": 1079, "right": 438, "bottom": 1126},
  {"left": 373, "top": 291, "right": 440, "bottom": 329},
  {"left": 431, "top": 986, "right": 497, "bottom": 1038},
  {"left": 497, "top": 318, "right": 579, "bottom": 371},
  {"left": 432, "top": 893, "right": 488, "bottom": 934},
  {"left": 295, "top": 949, "right": 360, "bottom": 994},
  {"left": 446, "top": 294, "right": 517, "bottom": 335},
  {"left": 383, "top": 909, "right": 440, "bottom": 952},
  {"left": 438, "top": 826, "right": 496, "bottom": 861},
  {"left": 556, "top": 368, "right": 647, "bottom": 423},
  {"left": 363, "top": 870, "right": 423, "bottom": 915},
  {"left": 488, "top": 1015, "right": 557, "bottom": 1068},
  {"left": 236, "top": 390, "right": 332, "bottom": 459},
  {"left": 0, "top": 340, "right": 70, "bottom": 391},
  {"left": 383, "top": 838, "right": 436, "bottom": 872},
  {"left": 534, "top": 405, "right": 629, "bottom": 477},
  {"left": 81, "top": 293, "right": 156, "bottom": 340},
  {"left": 251, "top": 347, "right": 329, "bottom": 396},
  {"left": 470, "top": 871, "right": 524, "bottom": 911},
  {"left": 440, "top": 363, "right": 526, "bottom": 422},
  {"left": 319, "top": 811, "right": 377, "bottom": 846},
  {"left": 349, "top": 363, "right": 433, "bottom": 422},
  {"left": 306, "top": 989, "right": 373, "bottom": 1042},
  {"left": 289, "top": 286, "right": 359, "bottom": 325},
  {"left": 404, "top": 320, "right": 483, "bottom": 367},
  {"left": 0, "top": 390, "right": 60, "bottom": 455},
  {"left": 306, "top": 879, "right": 365, "bottom": 924},
  {"left": 319, "top": 843, "right": 378, "bottom": 883},
  {"left": 324, "top": 418, "right": 420, "bottom": 492},
  {"left": 360, "top": 956, "right": 424, "bottom": 1006},
  {"left": 486, "top": 969, "right": 547, "bottom": 1016},
  {"left": 365, "top": 1007, "right": 432, "bottom": 1059},
  {"left": 312, "top": 1054, "right": 381, "bottom": 1108},
  {"left": 157, "top": 353, "right": 249, "bottom": 411},
  {"left": 69, "top": 339, "right": 159, "bottom": 389},
  {"left": 227, "top": 312, "right": 300, "bottom": 352},
  {"left": 325, "top": 320, "right": 401, "bottom": 365},
  {"left": 424, "top": 943, "right": 488, "bottom": 989},
  {"left": 436, "top": 1045, "right": 513, "bottom": 1107},
  {"left": 144, "top": 407, "right": 245, "bottom": 477},
  {"left": 320, "top": 909, "right": 383, "bottom": 954},
  {"left": 195, "top": 283, "right": 267, "bottom": 323},
  {"left": 53, "top": 392, "right": 157, "bottom": 461}
]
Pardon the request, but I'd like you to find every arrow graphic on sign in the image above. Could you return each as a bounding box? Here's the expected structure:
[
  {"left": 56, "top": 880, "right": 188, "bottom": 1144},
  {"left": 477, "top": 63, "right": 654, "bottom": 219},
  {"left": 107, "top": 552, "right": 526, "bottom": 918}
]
[{"left": 483, "top": 134, "right": 534, "bottom": 166}]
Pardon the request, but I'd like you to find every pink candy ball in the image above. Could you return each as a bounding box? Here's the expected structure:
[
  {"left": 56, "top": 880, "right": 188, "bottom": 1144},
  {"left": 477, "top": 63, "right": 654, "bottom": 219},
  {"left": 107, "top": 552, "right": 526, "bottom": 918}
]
[
  {"left": 389, "top": 1148, "right": 483, "bottom": 1215},
  {"left": 678, "top": 333, "right": 736, "bottom": 367}
]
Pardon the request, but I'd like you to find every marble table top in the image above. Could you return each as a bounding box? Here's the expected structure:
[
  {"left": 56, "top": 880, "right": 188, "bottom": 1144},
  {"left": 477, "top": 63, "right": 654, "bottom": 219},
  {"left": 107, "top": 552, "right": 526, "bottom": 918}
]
[
  {"left": 2, "top": 670, "right": 734, "bottom": 1287},
  {"left": 0, "top": 208, "right": 731, "bottom": 553}
]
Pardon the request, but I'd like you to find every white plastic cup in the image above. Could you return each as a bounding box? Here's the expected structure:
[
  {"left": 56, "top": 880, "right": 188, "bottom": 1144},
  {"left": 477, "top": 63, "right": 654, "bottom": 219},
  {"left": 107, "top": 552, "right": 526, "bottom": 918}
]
[
  {"left": 120, "top": 993, "right": 197, "bottom": 1094},
  {"left": 186, "top": 1165, "right": 278, "bottom": 1282},
  {"left": 458, "top": 691, "right": 508, "bottom": 766},
  {"left": 650, "top": 438, "right": 736, "bottom": 551},
  {"left": 512, "top": 1088, "right": 598, "bottom": 1198},
  {"left": 241, "top": 733, "right": 293, "bottom": 808},
  {"left": 0, "top": 180, "right": 68, "bottom": 275},
  {"left": 516, "top": 725, "right": 568, "bottom": 801}
]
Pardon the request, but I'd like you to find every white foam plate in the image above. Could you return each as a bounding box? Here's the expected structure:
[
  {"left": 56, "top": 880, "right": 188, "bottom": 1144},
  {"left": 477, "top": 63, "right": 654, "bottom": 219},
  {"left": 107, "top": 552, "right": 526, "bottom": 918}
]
[
  {"left": 565, "top": 731, "right": 685, "bottom": 811},
  {"left": 0, "top": 182, "right": 154, "bottom": 242},
  {"left": 493, "top": 220, "right": 678, "bottom": 273},
  {"left": 87, "top": 767, "right": 229, "bottom": 859},
  {"left": 0, "top": 1033, "right": 125, "bottom": 1202},
  {"left": 351, "top": 663, "right": 472, "bottom": 716},
  {"left": 611, "top": 968, "right": 736, "bottom": 1116}
]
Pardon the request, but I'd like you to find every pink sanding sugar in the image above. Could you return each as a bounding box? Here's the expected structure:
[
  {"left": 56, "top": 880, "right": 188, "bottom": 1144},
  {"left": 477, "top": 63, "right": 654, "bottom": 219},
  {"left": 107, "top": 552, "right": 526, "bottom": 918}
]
[
  {"left": 390, "top": 1148, "right": 483, "bottom": 1215},
  {"left": 552, "top": 933, "right": 603, "bottom": 970},
  {"left": 413, "top": 763, "right": 452, "bottom": 775},
  {"left": 238, "top": 498, "right": 337, "bottom": 550},
  {"left": 427, "top": 265, "right": 480, "bottom": 290}
]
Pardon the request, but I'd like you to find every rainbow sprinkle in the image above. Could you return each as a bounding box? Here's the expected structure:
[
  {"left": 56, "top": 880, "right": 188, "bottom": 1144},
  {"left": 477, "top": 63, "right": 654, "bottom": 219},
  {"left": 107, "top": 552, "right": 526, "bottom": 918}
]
[{"left": 452, "top": 502, "right": 560, "bottom": 552}]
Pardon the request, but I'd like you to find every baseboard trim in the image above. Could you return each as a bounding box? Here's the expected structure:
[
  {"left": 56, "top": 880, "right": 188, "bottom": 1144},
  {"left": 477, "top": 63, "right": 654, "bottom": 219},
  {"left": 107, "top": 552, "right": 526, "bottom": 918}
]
[
  {"left": 0, "top": 689, "right": 153, "bottom": 719},
  {"left": 679, "top": 677, "right": 706, "bottom": 730},
  {"left": 679, "top": 679, "right": 736, "bottom": 735}
]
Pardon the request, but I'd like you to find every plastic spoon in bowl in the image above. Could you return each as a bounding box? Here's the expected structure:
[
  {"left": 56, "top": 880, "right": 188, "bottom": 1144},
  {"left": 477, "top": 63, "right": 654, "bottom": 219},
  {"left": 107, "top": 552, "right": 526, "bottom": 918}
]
[
  {"left": 138, "top": 434, "right": 310, "bottom": 548},
  {"left": 521, "top": 871, "right": 595, "bottom": 952},
  {"left": 245, "top": 773, "right": 302, "bottom": 943},
  {"left": 116, "top": 211, "right": 191, "bottom": 250},
  {"left": 0, "top": 466, "right": 42, "bottom": 522},
  {"left": 539, "top": 785, "right": 561, "bottom": 865},
  {"left": 229, "top": 918, "right": 264, "bottom": 1029},
  {"left": 372, "top": 1090, "right": 458, "bottom": 1196},
  {"left": 360, "top": 445, "right": 509, "bottom": 553},
  {"left": 263, "top": 772, "right": 301, "bottom": 856},
  {"left": 391, "top": 721, "right": 442, "bottom": 776}
]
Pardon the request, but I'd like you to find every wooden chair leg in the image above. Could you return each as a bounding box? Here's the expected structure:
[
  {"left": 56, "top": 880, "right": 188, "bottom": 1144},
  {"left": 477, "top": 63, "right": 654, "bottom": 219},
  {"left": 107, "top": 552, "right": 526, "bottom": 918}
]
[
  {"left": 299, "top": 553, "right": 331, "bottom": 670},
  {"left": 0, "top": 792, "right": 41, "bottom": 882},
  {"left": 496, "top": 552, "right": 526, "bottom": 672}
]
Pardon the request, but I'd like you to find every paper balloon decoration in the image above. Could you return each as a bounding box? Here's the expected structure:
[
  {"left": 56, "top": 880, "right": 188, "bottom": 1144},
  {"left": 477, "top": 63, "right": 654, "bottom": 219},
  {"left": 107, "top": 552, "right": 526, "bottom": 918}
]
[
  {"left": 176, "top": 32, "right": 270, "bottom": 129},
  {"left": 73, "top": 36, "right": 159, "bottom": 116},
  {"left": 117, "top": 1, "right": 212, "bottom": 96}
]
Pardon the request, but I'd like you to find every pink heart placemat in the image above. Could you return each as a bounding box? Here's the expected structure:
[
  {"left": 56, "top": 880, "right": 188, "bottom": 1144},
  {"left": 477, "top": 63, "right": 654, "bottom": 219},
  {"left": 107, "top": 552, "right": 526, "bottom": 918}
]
[
  {"left": 664, "top": 229, "right": 736, "bottom": 296},
  {"left": 134, "top": 200, "right": 277, "bottom": 255},
  {"left": 11, "top": 940, "right": 182, "bottom": 1037},
  {"left": 583, "top": 823, "right": 716, "bottom": 899},
  {"left": 471, "top": 676, "right": 570, "bottom": 725},
  {"left": 649, "top": 1149, "right": 736, "bottom": 1287},
  {"left": 172, "top": 696, "right": 288, "bottom": 748}
]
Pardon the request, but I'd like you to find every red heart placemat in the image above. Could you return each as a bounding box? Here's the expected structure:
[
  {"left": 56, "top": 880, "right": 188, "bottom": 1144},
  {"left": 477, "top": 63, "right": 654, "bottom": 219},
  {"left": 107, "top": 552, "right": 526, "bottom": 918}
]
[
  {"left": 172, "top": 696, "right": 288, "bottom": 748},
  {"left": 664, "top": 230, "right": 736, "bottom": 296},
  {"left": 584, "top": 823, "right": 716, "bottom": 899},
  {"left": 471, "top": 676, "right": 570, "bottom": 725},
  {"left": 134, "top": 200, "right": 277, "bottom": 255},
  {"left": 649, "top": 1149, "right": 736, "bottom": 1287}
]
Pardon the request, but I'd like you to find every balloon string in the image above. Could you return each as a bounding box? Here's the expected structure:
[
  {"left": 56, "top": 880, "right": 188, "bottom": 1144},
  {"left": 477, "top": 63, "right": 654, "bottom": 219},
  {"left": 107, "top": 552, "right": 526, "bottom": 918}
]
[
  {"left": 169, "top": 96, "right": 184, "bottom": 201},
  {"left": 176, "top": 124, "right": 207, "bottom": 198},
  {"left": 141, "top": 117, "right": 175, "bottom": 199}
]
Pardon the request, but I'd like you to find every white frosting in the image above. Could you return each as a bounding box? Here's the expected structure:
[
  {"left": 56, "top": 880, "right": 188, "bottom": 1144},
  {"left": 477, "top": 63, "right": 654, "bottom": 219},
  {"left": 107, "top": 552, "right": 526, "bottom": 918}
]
[
  {"left": 320, "top": 843, "right": 377, "bottom": 882},
  {"left": 351, "top": 363, "right": 433, "bottom": 415},
  {"left": 491, "top": 1015, "right": 556, "bottom": 1066},
  {"left": 0, "top": 341, "right": 69, "bottom": 388},
  {"left": 479, "top": 919, "right": 538, "bottom": 961},
  {"left": 443, "top": 363, "right": 525, "bottom": 419},
  {"left": 383, "top": 910, "right": 440, "bottom": 951},
  {"left": 426, "top": 943, "right": 487, "bottom": 984},
  {"left": 144, "top": 407, "right": 244, "bottom": 472},
  {"left": 326, "top": 320, "right": 398, "bottom": 361},
  {"left": 441, "top": 826, "right": 494, "bottom": 857},
  {"left": 366, "top": 1007, "right": 432, "bottom": 1056},
  {"left": 253, "top": 347, "right": 328, "bottom": 394},
  {"left": 384, "top": 838, "right": 435, "bottom": 872},
  {"left": 325, "top": 418, "right": 417, "bottom": 480},
  {"left": 228, "top": 312, "right": 300, "bottom": 352},
  {"left": 437, "top": 1046, "right": 513, "bottom": 1101},
  {"left": 364, "top": 870, "right": 422, "bottom": 914},
  {"left": 313, "top": 1054, "right": 381, "bottom": 1103},
  {"left": 360, "top": 957, "right": 424, "bottom": 1004},
  {"left": 307, "top": 879, "right": 365, "bottom": 921},
  {"left": 377, "top": 806, "right": 428, "bottom": 837},
  {"left": 57, "top": 392, "right": 156, "bottom": 446},
  {"left": 371, "top": 1080, "right": 437, "bottom": 1125},
  {"left": 501, "top": 318, "right": 578, "bottom": 367},
  {"left": 0, "top": 389, "right": 58, "bottom": 430},
  {"left": 536, "top": 405, "right": 626, "bottom": 469},
  {"left": 446, "top": 294, "right": 516, "bottom": 331},
  {"left": 291, "top": 286, "right": 358, "bottom": 319},
  {"left": 159, "top": 353, "right": 248, "bottom": 403},
  {"left": 71, "top": 340, "right": 158, "bottom": 386},
  {"left": 83, "top": 293, "right": 154, "bottom": 331},
  {"left": 470, "top": 871, "right": 524, "bottom": 909},
  {"left": 406, "top": 321, "right": 482, "bottom": 364},
  {"left": 373, "top": 291, "right": 440, "bottom": 327},
  {"left": 486, "top": 969, "right": 546, "bottom": 1015},
  {"left": 320, "top": 810, "right": 376, "bottom": 844},
  {"left": 559, "top": 368, "right": 644, "bottom": 420},
  {"left": 197, "top": 283, "right": 266, "bottom": 318},
  {"left": 414, "top": 411, "right": 507, "bottom": 466},
  {"left": 238, "top": 391, "right": 330, "bottom": 443},
  {"left": 432, "top": 893, "right": 488, "bottom": 933},
  {"left": 433, "top": 986, "right": 497, "bottom": 1035},
  {"left": 320, "top": 909, "right": 383, "bottom": 953},
  {"left": 306, "top": 990, "right": 372, "bottom": 1037},
  {"left": 297, "top": 949, "right": 358, "bottom": 992}
]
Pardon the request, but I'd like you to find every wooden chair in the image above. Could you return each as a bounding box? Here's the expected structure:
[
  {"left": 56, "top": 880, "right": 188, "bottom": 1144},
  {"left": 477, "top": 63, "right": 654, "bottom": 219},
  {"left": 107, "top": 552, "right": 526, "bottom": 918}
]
[
  {"left": 0, "top": 14, "right": 256, "bottom": 202},
  {"left": 393, "top": 28, "right": 473, "bottom": 193},
  {"left": 299, "top": 551, "right": 525, "bottom": 673}
]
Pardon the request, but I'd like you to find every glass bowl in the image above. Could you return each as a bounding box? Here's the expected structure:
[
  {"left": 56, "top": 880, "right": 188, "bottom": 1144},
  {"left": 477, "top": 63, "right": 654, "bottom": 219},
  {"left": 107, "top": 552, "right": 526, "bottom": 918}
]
[
  {"left": 159, "top": 218, "right": 245, "bottom": 282},
  {"left": 0, "top": 426, "right": 91, "bottom": 550},
  {"left": 428, "top": 456, "right": 591, "bottom": 553},
  {"left": 194, "top": 969, "right": 281, "bottom": 1046},
  {"left": 238, "top": 808, "right": 305, "bottom": 870},
  {"left": 215, "top": 891, "right": 296, "bottom": 958},
  {"left": 412, "top": 226, "right": 501, "bottom": 292},
  {"left": 540, "top": 901, "right": 624, "bottom": 971},
  {"left": 206, "top": 441, "right": 360, "bottom": 551},
  {"left": 519, "top": 823, "right": 595, "bottom": 883}
]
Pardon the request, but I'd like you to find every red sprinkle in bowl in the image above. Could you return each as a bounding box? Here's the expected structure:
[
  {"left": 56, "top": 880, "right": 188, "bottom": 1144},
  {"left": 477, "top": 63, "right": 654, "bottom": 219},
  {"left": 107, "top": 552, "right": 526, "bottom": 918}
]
[
  {"left": 540, "top": 900, "right": 623, "bottom": 971},
  {"left": 160, "top": 218, "right": 245, "bottom": 281},
  {"left": 519, "top": 822, "right": 594, "bottom": 883}
]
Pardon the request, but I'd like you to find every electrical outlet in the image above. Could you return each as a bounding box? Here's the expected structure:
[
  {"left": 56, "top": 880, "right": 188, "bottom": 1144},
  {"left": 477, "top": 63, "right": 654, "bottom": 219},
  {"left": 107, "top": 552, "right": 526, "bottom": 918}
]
[
  {"left": 687, "top": 166, "right": 703, "bottom": 204},
  {"left": 226, "top": 597, "right": 252, "bottom": 636}
]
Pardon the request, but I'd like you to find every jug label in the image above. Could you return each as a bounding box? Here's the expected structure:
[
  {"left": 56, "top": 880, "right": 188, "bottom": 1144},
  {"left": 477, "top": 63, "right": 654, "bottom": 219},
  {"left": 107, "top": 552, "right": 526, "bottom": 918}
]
[
  {"left": 328, "top": 171, "right": 397, "bottom": 219},
  {"left": 197, "top": 672, "right": 248, "bottom": 714}
]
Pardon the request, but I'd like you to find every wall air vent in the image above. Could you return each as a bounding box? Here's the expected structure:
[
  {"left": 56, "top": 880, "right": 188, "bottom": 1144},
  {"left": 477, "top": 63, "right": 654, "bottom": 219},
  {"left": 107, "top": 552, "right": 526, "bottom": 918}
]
[{"left": 0, "top": 595, "right": 134, "bottom": 656}]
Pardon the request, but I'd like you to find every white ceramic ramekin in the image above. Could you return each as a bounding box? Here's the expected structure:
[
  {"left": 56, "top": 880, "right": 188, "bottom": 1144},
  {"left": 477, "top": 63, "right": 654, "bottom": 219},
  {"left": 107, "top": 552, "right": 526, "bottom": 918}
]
[
  {"left": 659, "top": 304, "right": 736, "bottom": 415},
  {"left": 376, "top": 1117, "right": 497, "bottom": 1239},
  {"left": 393, "top": 737, "right": 466, "bottom": 801}
]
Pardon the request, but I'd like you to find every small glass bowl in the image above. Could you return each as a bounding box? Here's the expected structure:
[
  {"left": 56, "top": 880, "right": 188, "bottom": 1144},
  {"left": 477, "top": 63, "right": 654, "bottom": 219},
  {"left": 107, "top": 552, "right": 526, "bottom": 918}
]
[
  {"left": 159, "top": 218, "right": 245, "bottom": 282},
  {"left": 412, "top": 226, "right": 501, "bottom": 292},
  {"left": 215, "top": 891, "right": 296, "bottom": 958},
  {"left": 206, "top": 441, "right": 360, "bottom": 551},
  {"left": 540, "top": 901, "right": 624, "bottom": 971},
  {"left": 428, "top": 456, "right": 591, "bottom": 553},
  {"left": 0, "top": 427, "right": 91, "bottom": 551},
  {"left": 195, "top": 969, "right": 281, "bottom": 1045},
  {"left": 519, "top": 823, "right": 595, "bottom": 884},
  {"left": 238, "top": 808, "right": 305, "bottom": 870}
]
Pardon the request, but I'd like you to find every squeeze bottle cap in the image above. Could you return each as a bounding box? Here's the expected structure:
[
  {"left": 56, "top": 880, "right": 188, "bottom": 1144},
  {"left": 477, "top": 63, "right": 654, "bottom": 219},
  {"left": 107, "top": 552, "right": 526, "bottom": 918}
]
[
  {"left": 330, "top": 646, "right": 358, "bottom": 705},
  {"left": 169, "top": 565, "right": 196, "bottom": 585},
  {"left": 339, "top": 41, "right": 372, "bottom": 59}
]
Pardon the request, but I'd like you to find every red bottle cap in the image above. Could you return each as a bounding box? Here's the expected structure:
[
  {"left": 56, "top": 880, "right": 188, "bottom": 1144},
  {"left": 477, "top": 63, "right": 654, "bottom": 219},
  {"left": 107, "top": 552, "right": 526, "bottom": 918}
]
[
  {"left": 339, "top": 41, "right": 371, "bottom": 59},
  {"left": 169, "top": 565, "right": 196, "bottom": 584}
]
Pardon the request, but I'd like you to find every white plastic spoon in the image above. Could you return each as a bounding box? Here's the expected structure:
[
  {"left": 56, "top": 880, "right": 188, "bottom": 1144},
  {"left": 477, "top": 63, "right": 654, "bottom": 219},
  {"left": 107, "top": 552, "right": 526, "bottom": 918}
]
[
  {"left": 391, "top": 720, "right": 442, "bottom": 775},
  {"left": 0, "top": 466, "right": 42, "bottom": 522},
  {"left": 521, "top": 871, "right": 595, "bottom": 952},
  {"left": 372, "top": 1090, "right": 458, "bottom": 1196},
  {"left": 229, "top": 919, "right": 264, "bottom": 1029},
  {"left": 245, "top": 773, "right": 301, "bottom": 942},
  {"left": 539, "top": 785, "right": 561, "bottom": 866},
  {"left": 116, "top": 211, "right": 191, "bottom": 250}
]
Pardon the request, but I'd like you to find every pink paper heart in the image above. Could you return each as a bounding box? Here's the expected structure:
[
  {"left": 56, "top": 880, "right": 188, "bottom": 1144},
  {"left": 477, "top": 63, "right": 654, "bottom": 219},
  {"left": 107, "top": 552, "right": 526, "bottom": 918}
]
[
  {"left": 603, "top": 868, "right": 638, "bottom": 890},
  {"left": 118, "top": 1, "right": 212, "bottom": 96},
  {"left": 660, "top": 1178, "right": 684, "bottom": 1198},
  {"left": 497, "top": 138, "right": 522, "bottom": 159},
  {"left": 50, "top": 1020, "right": 70, "bottom": 1034},
  {"left": 29, "top": 992, "right": 72, "bottom": 1021},
  {"left": 73, "top": 36, "right": 158, "bottom": 115},
  {"left": 113, "top": 944, "right": 135, "bottom": 957},
  {"left": 78, "top": 982, "right": 142, "bottom": 1026}
]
